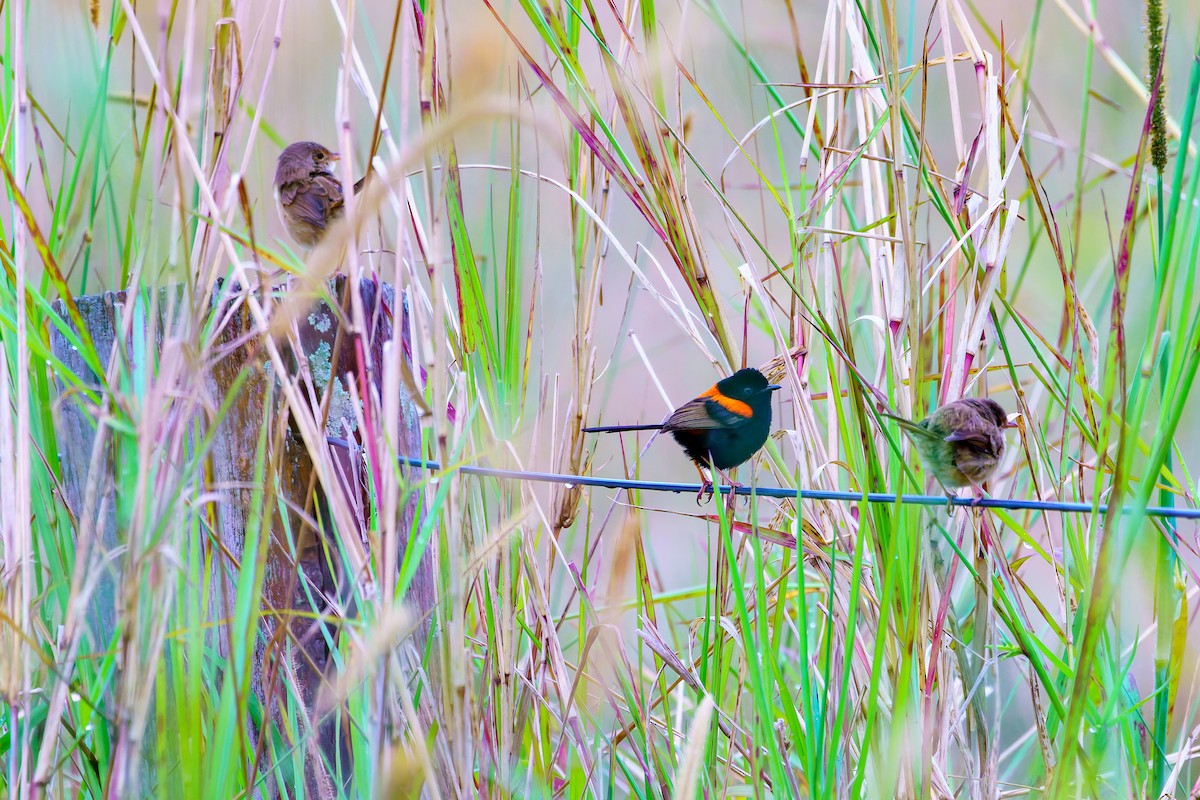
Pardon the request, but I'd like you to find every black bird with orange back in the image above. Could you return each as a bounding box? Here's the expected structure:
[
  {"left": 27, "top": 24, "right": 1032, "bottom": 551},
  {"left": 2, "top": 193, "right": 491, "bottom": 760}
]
[{"left": 585, "top": 368, "right": 781, "bottom": 501}]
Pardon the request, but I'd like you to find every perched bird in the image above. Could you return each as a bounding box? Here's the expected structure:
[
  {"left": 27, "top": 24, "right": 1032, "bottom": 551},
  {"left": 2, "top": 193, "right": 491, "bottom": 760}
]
[
  {"left": 882, "top": 397, "right": 1016, "bottom": 498},
  {"left": 584, "top": 368, "right": 782, "bottom": 501},
  {"left": 274, "top": 141, "right": 368, "bottom": 249}
]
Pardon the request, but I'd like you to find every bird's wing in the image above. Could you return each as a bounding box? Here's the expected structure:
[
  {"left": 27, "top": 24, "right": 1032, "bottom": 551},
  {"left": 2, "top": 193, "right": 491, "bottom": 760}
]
[
  {"left": 944, "top": 427, "right": 1002, "bottom": 456},
  {"left": 662, "top": 397, "right": 749, "bottom": 431},
  {"left": 282, "top": 174, "right": 345, "bottom": 229},
  {"left": 936, "top": 402, "right": 1003, "bottom": 455},
  {"left": 943, "top": 429, "right": 992, "bottom": 446}
]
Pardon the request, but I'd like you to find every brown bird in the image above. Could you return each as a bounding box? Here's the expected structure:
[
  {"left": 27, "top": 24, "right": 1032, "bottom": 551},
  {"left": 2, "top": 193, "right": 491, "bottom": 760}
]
[
  {"left": 274, "top": 141, "right": 368, "bottom": 249},
  {"left": 882, "top": 397, "right": 1016, "bottom": 499}
]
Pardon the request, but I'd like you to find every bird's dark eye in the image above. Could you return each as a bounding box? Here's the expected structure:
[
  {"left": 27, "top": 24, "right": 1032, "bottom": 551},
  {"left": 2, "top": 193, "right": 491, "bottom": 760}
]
[
  {"left": 314, "top": 151, "right": 325, "bottom": 161},
  {"left": 744, "top": 386, "right": 754, "bottom": 396}
]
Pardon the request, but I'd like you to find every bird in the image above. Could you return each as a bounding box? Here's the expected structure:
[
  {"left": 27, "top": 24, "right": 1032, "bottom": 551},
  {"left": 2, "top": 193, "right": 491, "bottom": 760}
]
[
  {"left": 274, "top": 141, "right": 368, "bottom": 249},
  {"left": 583, "top": 367, "right": 782, "bottom": 502},
  {"left": 881, "top": 397, "right": 1016, "bottom": 500}
]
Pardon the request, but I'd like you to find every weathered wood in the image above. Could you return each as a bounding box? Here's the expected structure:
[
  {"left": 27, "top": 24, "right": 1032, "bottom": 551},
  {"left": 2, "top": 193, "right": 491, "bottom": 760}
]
[{"left": 50, "top": 278, "right": 436, "bottom": 794}]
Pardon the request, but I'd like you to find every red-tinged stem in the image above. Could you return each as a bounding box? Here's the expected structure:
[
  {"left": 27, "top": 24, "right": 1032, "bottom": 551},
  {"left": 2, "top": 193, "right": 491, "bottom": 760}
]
[
  {"left": 353, "top": 331, "right": 383, "bottom": 517},
  {"left": 1049, "top": 40, "right": 1166, "bottom": 795}
]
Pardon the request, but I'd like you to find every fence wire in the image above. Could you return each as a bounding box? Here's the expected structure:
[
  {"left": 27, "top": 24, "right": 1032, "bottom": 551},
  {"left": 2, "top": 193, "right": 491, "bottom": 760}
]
[{"left": 326, "top": 436, "right": 1198, "bottom": 521}]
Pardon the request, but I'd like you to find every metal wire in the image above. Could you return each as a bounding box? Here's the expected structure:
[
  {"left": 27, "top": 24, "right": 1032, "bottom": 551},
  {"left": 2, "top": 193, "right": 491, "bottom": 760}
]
[{"left": 326, "top": 436, "right": 1199, "bottom": 521}]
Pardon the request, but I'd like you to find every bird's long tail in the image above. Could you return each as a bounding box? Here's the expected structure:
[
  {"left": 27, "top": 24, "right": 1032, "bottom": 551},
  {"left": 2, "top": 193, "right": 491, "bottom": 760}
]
[
  {"left": 879, "top": 412, "right": 939, "bottom": 441},
  {"left": 582, "top": 424, "right": 664, "bottom": 433}
]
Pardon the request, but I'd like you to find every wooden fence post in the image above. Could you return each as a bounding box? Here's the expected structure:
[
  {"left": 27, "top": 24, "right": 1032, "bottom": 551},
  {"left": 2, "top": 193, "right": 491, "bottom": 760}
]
[{"left": 50, "top": 277, "right": 437, "bottom": 794}]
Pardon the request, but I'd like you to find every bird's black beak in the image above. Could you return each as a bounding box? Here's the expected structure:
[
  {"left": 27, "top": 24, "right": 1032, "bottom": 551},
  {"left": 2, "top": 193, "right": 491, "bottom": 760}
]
[{"left": 765, "top": 385, "right": 782, "bottom": 393}]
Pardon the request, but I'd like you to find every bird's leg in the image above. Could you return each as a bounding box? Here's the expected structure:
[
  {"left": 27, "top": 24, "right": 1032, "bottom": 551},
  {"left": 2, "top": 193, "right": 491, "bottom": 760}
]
[
  {"left": 714, "top": 466, "right": 741, "bottom": 488},
  {"left": 713, "top": 466, "right": 745, "bottom": 509},
  {"left": 693, "top": 463, "right": 714, "bottom": 505},
  {"left": 968, "top": 480, "right": 987, "bottom": 507},
  {"left": 700, "top": 465, "right": 739, "bottom": 510},
  {"left": 934, "top": 479, "right": 958, "bottom": 512}
]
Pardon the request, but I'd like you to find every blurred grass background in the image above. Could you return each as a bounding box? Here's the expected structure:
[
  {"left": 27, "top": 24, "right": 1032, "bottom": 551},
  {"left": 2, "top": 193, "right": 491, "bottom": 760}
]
[{"left": 5, "top": 0, "right": 1200, "bottom": 797}]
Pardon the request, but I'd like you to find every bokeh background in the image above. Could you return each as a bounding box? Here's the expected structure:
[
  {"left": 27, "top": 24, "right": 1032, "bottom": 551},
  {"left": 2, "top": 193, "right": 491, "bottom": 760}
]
[{"left": 9, "top": 0, "right": 1200, "bottom": 795}]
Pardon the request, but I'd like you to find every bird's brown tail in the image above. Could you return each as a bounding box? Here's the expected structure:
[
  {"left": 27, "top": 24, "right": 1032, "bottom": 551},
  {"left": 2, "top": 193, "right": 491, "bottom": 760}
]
[{"left": 880, "top": 412, "right": 938, "bottom": 440}]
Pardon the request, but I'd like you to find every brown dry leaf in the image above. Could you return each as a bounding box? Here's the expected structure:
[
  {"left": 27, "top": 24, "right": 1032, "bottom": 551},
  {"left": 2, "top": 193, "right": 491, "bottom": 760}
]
[{"left": 757, "top": 345, "right": 807, "bottom": 386}]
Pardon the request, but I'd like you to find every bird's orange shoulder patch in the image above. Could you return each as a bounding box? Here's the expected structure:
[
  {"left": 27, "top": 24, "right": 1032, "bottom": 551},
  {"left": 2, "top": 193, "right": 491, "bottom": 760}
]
[{"left": 700, "top": 386, "right": 753, "bottom": 418}]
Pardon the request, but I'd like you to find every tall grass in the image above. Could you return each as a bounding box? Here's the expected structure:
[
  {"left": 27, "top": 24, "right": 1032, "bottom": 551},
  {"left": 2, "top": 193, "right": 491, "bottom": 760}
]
[{"left": 3, "top": 0, "right": 1200, "bottom": 797}]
